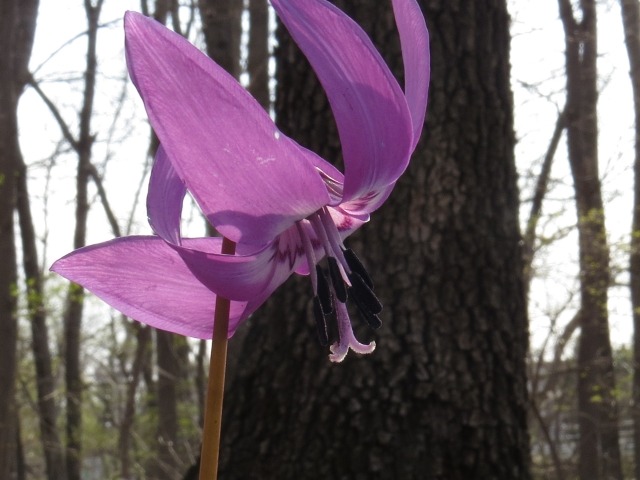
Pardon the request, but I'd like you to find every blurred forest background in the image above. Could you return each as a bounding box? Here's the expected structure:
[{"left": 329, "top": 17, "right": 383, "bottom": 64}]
[{"left": 1, "top": 0, "right": 639, "bottom": 478}]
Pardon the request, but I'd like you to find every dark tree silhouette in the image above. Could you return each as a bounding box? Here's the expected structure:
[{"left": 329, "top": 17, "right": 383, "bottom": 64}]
[
  {"left": 620, "top": 0, "right": 640, "bottom": 478},
  {"left": 0, "top": 0, "right": 39, "bottom": 476},
  {"left": 559, "top": 1, "right": 623, "bottom": 478}
]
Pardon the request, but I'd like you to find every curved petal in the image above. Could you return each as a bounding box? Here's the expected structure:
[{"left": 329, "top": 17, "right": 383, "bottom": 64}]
[
  {"left": 339, "top": 183, "right": 395, "bottom": 217},
  {"left": 173, "top": 228, "right": 302, "bottom": 302},
  {"left": 124, "top": 11, "right": 330, "bottom": 245},
  {"left": 392, "top": 0, "right": 430, "bottom": 150},
  {"left": 50, "top": 236, "right": 254, "bottom": 339},
  {"left": 147, "top": 144, "right": 186, "bottom": 244},
  {"left": 271, "top": 0, "right": 413, "bottom": 202}
]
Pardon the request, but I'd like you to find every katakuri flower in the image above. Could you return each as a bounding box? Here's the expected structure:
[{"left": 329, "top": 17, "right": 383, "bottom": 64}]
[{"left": 51, "top": 0, "right": 430, "bottom": 362}]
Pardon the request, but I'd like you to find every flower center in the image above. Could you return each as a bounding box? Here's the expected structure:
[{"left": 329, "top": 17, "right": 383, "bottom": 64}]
[{"left": 296, "top": 208, "right": 381, "bottom": 362}]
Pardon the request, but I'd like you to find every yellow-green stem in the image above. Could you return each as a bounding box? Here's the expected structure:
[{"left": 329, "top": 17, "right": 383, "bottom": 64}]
[{"left": 199, "top": 237, "right": 236, "bottom": 480}]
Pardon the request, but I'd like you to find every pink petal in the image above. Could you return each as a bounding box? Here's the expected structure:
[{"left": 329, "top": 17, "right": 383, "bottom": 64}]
[
  {"left": 50, "top": 236, "right": 256, "bottom": 339},
  {"left": 124, "top": 12, "right": 330, "bottom": 245},
  {"left": 391, "top": 0, "right": 430, "bottom": 149},
  {"left": 175, "top": 227, "right": 302, "bottom": 302},
  {"left": 147, "top": 145, "right": 186, "bottom": 244},
  {"left": 271, "top": 0, "right": 413, "bottom": 203}
]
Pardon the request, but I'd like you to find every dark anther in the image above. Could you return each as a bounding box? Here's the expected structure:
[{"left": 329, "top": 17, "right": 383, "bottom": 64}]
[
  {"left": 313, "top": 296, "right": 329, "bottom": 346},
  {"left": 343, "top": 248, "right": 374, "bottom": 289},
  {"left": 316, "top": 265, "right": 333, "bottom": 315},
  {"left": 349, "top": 272, "right": 382, "bottom": 314},
  {"left": 327, "top": 256, "right": 348, "bottom": 303},
  {"left": 349, "top": 287, "right": 383, "bottom": 329}
]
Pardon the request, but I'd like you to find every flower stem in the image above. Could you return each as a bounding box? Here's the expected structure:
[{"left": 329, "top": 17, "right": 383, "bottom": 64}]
[{"left": 199, "top": 237, "right": 236, "bottom": 480}]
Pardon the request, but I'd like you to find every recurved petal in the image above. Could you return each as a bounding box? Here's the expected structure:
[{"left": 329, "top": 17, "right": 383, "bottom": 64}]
[
  {"left": 175, "top": 227, "right": 302, "bottom": 302},
  {"left": 124, "top": 11, "right": 330, "bottom": 245},
  {"left": 271, "top": 0, "right": 413, "bottom": 203},
  {"left": 147, "top": 144, "right": 186, "bottom": 245},
  {"left": 392, "top": 0, "right": 430, "bottom": 149},
  {"left": 50, "top": 236, "right": 254, "bottom": 339}
]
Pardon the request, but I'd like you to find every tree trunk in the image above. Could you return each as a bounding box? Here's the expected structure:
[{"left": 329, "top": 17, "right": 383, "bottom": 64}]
[
  {"left": 119, "top": 325, "right": 150, "bottom": 480},
  {"left": 0, "top": 0, "right": 39, "bottom": 476},
  {"left": 155, "top": 330, "right": 180, "bottom": 479},
  {"left": 558, "top": 1, "right": 623, "bottom": 479},
  {"left": 247, "top": 0, "right": 270, "bottom": 109},
  {"left": 197, "top": 0, "right": 242, "bottom": 79},
  {"left": 16, "top": 156, "right": 67, "bottom": 479},
  {"left": 63, "top": 2, "right": 102, "bottom": 478},
  {"left": 219, "top": 1, "right": 531, "bottom": 478},
  {"left": 620, "top": 0, "right": 640, "bottom": 478}
]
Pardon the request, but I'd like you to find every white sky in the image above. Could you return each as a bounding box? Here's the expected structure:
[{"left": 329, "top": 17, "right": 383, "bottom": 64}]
[{"left": 17, "top": 0, "right": 636, "bottom": 356}]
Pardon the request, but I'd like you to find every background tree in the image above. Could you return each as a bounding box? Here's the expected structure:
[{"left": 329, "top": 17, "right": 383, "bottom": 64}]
[
  {"left": 0, "top": 0, "right": 39, "bottom": 476},
  {"left": 247, "top": 0, "right": 270, "bottom": 109},
  {"left": 219, "top": 1, "right": 531, "bottom": 478},
  {"left": 620, "top": 0, "right": 640, "bottom": 478},
  {"left": 59, "top": 3, "right": 103, "bottom": 478},
  {"left": 558, "top": 1, "right": 623, "bottom": 478}
]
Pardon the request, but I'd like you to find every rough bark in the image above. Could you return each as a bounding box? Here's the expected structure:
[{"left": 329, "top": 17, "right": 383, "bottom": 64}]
[
  {"left": 558, "top": 1, "right": 623, "bottom": 479},
  {"left": 0, "top": 0, "right": 39, "bottom": 476},
  {"left": 218, "top": 1, "right": 530, "bottom": 479},
  {"left": 620, "top": 1, "right": 640, "bottom": 479}
]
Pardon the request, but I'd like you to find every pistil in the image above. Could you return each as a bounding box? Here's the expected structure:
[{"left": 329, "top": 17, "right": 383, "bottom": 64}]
[
  {"left": 297, "top": 210, "right": 383, "bottom": 362},
  {"left": 327, "top": 256, "right": 347, "bottom": 302}
]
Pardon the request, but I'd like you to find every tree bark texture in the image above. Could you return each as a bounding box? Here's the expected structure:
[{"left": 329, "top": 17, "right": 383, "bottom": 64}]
[
  {"left": 558, "top": 1, "right": 623, "bottom": 479},
  {"left": 218, "top": 1, "right": 531, "bottom": 479},
  {"left": 0, "top": 0, "right": 39, "bottom": 477},
  {"left": 620, "top": 0, "right": 640, "bottom": 478}
]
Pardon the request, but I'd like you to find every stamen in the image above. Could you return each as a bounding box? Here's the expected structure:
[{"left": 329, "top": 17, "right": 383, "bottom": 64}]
[
  {"left": 310, "top": 213, "right": 350, "bottom": 282},
  {"left": 296, "top": 222, "right": 318, "bottom": 292},
  {"left": 348, "top": 273, "right": 382, "bottom": 314},
  {"left": 349, "top": 286, "right": 382, "bottom": 329},
  {"left": 313, "top": 296, "right": 329, "bottom": 346},
  {"left": 329, "top": 301, "right": 376, "bottom": 363},
  {"left": 316, "top": 265, "right": 333, "bottom": 315},
  {"left": 327, "top": 311, "right": 340, "bottom": 346},
  {"left": 319, "top": 208, "right": 351, "bottom": 270},
  {"left": 343, "top": 248, "right": 374, "bottom": 290},
  {"left": 328, "top": 256, "right": 348, "bottom": 303}
]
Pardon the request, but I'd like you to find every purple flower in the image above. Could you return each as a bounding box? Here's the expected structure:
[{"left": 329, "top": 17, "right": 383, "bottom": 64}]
[{"left": 52, "top": 0, "right": 429, "bottom": 362}]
